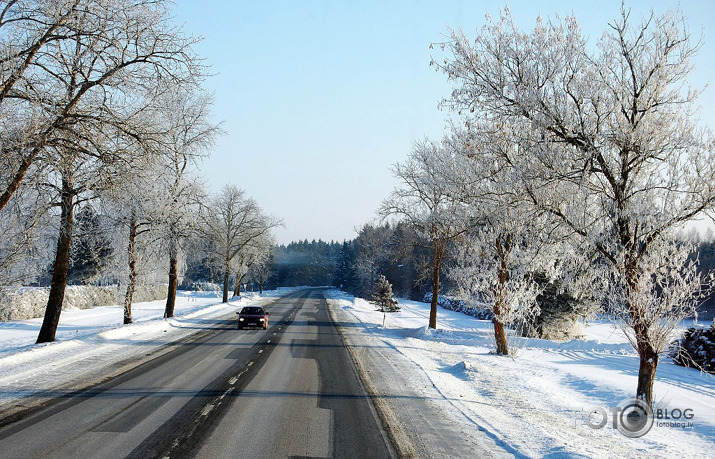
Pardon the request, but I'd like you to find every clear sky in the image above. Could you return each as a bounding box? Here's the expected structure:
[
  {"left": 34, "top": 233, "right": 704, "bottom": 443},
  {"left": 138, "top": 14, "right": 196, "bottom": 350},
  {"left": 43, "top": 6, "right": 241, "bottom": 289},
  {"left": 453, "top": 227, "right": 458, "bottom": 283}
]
[{"left": 171, "top": 1, "right": 715, "bottom": 244}]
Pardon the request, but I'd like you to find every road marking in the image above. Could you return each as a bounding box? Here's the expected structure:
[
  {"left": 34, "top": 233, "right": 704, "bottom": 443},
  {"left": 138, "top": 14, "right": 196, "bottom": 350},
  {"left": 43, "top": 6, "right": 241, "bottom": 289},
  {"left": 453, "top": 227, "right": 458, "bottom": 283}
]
[
  {"left": 248, "top": 361, "right": 253, "bottom": 367},
  {"left": 267, "top": 339, "right": 271, "bottom": 343},
  {"left": 258, "top": 349, "right": 263, "bottom": 354},
  {"left": 229, "top": 376, "right": 238, "bottom": 385},
  {"left": 201, "top": 404, "right": 214, "bottom": 417}
]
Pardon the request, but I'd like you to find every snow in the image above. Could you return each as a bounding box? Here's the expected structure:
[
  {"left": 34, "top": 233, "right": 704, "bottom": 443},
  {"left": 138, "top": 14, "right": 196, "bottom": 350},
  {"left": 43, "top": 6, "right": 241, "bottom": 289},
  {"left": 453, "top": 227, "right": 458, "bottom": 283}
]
[
  {"left": 1, "top": 287, "right": 712, "bottom": 458},
  {"left": 325, "top": 290, "right": 715, "bottom": 458}
]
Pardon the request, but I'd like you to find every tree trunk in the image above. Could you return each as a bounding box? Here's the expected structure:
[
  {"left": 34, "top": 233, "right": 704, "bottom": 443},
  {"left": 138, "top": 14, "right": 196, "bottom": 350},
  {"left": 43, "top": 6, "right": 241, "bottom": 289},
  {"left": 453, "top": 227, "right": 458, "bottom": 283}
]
[
  {"left": 493, "top": 234, "right": 511, "bottom": 355},
  {"left": 36, "top": 178, "right": 75, "bottom": 344},
  {"left": 492, "top": 308, "right": 510, "bottom": 356},
  {"left": 222, "top": 263, "right": 230, "bottom": 303},
  {"left": 164, "top": 240, "right": 178, "bottom": 318},
  {"left": 123, "top": 214, "right": 138, "bottom": 324},
  {"left": 259, "top": 282, "right": 264, "bottom": 294},
  {"left": 636, "top": 345, "right": 659, "bottom": 405},
  {"left": 428, "top": 238, "right": 443, "bottom": 330},
  {"left": 233, "top": 273, "right": 242, "bottom": 297},
  {"left": 625, "top": 257, "right": 658, "bottom": 406}
]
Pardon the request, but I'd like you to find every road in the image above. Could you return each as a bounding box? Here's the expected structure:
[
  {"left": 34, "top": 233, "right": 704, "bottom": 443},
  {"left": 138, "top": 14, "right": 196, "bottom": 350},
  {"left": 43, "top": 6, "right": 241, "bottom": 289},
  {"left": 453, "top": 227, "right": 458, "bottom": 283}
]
[{"left": 0, "top": 288, "right": 394, "bottom": 458}]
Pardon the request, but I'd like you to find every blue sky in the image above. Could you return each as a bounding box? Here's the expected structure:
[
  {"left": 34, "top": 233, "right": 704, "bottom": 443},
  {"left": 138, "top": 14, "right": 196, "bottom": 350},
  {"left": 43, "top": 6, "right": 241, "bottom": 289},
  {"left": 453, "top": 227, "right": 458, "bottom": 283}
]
[{"left": 171, "top": 1, "right": 715, "bottom": 244}]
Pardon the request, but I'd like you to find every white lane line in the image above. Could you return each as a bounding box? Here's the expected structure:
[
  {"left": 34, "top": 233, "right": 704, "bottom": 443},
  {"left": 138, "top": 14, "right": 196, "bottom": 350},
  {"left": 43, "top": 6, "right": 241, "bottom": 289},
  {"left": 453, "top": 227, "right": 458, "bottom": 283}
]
[
  {"left": 201, "top": 404, "right": 215, "bottom": 416},
  {"left": 229, "top": 376, "right": 238, "bottom": 385},
  {"left": 248, "top": 361, "right": 254, "bottom": 367},
  {"left": 258, "top": 349, "right": 263, "bottom": 354}
]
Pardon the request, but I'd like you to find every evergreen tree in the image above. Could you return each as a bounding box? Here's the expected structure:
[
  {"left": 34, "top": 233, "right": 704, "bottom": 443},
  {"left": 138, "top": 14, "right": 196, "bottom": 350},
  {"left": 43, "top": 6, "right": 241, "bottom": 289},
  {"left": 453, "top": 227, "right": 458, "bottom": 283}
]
[
  {"left": 67, "top": 205, "right": 113, "bottom": 285},
  {"left": 371, "top": 275, "right": 399, "bottom": 312}
]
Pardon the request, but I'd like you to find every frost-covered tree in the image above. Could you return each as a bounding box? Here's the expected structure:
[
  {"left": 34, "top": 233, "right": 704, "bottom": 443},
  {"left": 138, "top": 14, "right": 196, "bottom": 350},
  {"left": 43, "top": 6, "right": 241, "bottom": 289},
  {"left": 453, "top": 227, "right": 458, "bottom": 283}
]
[
  {"left": 232, "top": 233, "right": 274, "bottom": 297},
  {"left": 438, "top": 6, "right": 715, "bottom": 404},
  {"left": 201, "top": 185, "right": 282, "bottom": 303},
  {"left": 248, "top": 250, "right": 275, "bottom": 294},
  {"left": 381, "top": 138, "right": 471, "bottom": 329},
  {"left": 153, "top": 91, "right": 219, "bottom": 318},
  {"left": 29, "top": 0, "right": 206, "bottom": 343},
  {"left": 103, "top": 158, "right": 165, "bottom": 324},
  {"left": 447, "top": 125, "right": 591, "bottom": 355},
  {"left": 0, "top": 0, "right": 203, "bottom": 213},
  {"left": 354, "top": 223, "right": 392, "bottom": 299}
]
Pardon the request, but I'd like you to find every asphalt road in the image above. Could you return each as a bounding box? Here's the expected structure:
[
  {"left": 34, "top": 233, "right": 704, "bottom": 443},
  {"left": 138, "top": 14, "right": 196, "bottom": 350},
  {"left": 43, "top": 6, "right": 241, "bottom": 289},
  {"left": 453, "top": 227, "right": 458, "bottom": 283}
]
[{"left": 0, "top": 288, "right": 394, "bottom": 459}]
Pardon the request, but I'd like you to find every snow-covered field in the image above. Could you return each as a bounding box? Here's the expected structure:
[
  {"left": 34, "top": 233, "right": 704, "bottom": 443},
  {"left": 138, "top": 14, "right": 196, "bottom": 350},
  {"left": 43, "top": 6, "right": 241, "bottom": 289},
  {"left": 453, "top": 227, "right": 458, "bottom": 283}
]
[{"left": 325, "top": 290, "right": 715, "bottom": 458}]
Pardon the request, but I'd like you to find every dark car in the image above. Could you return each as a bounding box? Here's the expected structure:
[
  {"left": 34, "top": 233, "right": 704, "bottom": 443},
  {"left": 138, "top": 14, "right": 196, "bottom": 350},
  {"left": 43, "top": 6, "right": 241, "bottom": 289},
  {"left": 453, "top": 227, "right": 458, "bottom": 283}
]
[{"left": 237, "top": 306, "right": 270, "bottom": 330}]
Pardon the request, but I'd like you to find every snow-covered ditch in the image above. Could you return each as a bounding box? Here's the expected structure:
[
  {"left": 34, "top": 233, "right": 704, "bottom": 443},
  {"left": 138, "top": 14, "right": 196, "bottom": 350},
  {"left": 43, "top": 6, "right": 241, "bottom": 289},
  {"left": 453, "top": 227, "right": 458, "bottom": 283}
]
[{"left": 325, "top": 290, "right": 715, "bottom": 458}]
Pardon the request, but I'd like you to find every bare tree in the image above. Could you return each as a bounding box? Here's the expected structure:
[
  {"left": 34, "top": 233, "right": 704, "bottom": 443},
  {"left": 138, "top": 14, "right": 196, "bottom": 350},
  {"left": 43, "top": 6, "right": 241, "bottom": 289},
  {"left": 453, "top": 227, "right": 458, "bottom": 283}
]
[
  {"left": 380, "top": 138, "right": 471, "bottom": 329},
  {"left": 438, "top": 6, "right": 715, "bottom": 404},
  {"left": 202, "top": 185, "right": 282, "bottom": 303},
  {"left": 248, "top": 250, "right": 276, "bottom": 294},
  {"left": 446, "top": 124, "right": 587, "bottom": 355},
  {"left": 152, "top": 91, "right": 219, "bottom": 318},
  {"left": 232, "top": 233, "right": 274, "bottom": 297},
  {"left": 36, "top": 129, "right": 130, "bottom": 342},
  {"left": 103, "top": 160, "right": 163, "bottom": 324}
]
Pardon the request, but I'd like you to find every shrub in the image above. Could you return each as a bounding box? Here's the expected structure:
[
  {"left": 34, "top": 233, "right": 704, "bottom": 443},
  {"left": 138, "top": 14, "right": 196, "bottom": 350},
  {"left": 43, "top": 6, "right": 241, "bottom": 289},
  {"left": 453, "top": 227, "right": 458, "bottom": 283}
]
[{"left": 669, "top": 322, "right": 715, "bottom": 373}]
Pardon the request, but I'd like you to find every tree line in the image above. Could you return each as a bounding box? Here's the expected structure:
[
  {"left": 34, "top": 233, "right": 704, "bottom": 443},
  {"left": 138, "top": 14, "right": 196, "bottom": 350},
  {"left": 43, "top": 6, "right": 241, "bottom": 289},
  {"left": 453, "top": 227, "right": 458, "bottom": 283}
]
[{"left": 260, "top": 224, "right": 434, "bottom": 298}]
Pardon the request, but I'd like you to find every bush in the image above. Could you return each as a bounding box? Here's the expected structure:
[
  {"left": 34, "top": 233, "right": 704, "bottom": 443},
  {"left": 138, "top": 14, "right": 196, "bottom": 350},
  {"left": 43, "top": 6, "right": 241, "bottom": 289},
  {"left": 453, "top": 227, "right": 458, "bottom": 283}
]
[
  {"left": 0, "top": 284, "right": 168, "bottom": 322},
  {"left": 669, "top": 323, "right": 715, "bottom": 373},
  {"left": 182, "top": 281, "right": 221, "bottom": 292}
]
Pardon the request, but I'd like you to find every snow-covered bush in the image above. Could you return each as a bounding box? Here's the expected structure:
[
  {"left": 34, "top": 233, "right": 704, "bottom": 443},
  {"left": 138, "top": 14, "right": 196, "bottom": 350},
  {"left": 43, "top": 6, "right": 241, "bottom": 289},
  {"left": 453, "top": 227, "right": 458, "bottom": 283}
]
[
  {"left": 669, "top": 323, "right": 715, "bottom": 373},
  {"left": 183, "top": 281, "right": 221, "bottom": 292},
  {"left": 0, "top": 288, "right": 49, "bottom": 322},
  {"left": 0, "top": 284, "right": 168, "bottom": 321},
  {"left": 423, "top": 293, "right": 493, "bottom": 320}
]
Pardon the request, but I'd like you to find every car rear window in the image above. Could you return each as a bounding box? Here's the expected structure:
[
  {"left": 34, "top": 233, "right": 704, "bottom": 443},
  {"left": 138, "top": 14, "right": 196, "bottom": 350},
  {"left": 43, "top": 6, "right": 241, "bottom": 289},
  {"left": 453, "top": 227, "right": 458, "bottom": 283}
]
[{"left": 241, "top": 307, "right": 263, "bottom": 314}]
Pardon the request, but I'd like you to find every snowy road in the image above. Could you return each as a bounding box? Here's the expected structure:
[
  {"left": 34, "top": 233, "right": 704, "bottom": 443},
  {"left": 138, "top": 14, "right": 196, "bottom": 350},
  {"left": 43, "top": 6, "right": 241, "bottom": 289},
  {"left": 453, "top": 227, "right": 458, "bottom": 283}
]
[{"left": 0, "top": 288, "right": 393, "bottom": 458}]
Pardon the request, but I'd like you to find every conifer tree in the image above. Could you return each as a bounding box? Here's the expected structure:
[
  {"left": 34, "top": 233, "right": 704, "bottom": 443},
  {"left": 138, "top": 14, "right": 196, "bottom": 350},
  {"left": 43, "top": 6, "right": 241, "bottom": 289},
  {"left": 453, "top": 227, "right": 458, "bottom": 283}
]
[{"left": 372, "top": 275, "right": 399, "bottom": 312}]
